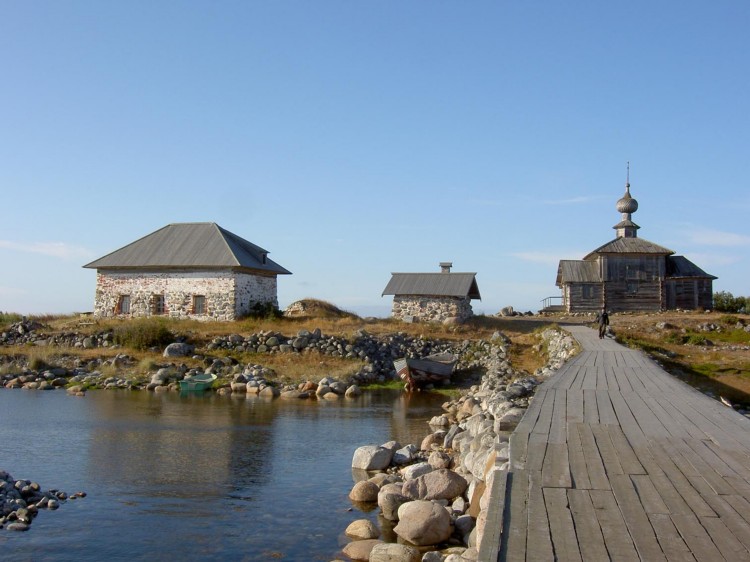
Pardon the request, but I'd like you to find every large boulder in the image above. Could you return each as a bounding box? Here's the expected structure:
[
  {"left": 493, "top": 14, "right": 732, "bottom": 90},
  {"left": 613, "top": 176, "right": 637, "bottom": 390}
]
[
  {"left": 394, "top": 500, "right": 453, "bottom": 546},
  {"left": 352, "top": 445, "right": 394, "bottom": 471},
  {"left": 345, "top": 519, "right": 380, "bottom": 540},
  {"left": 369, "top": 543, "right": 421, "bottom": 562},
  {"left": 494, "top": 407, "right": 527, "bottom": 431},
  {"left": 402, "top": 469, "right": 468, "bottom": 501},
  {"left": 378, "top": 483, "right": 410, "bottom": 521},
  {"left": 163, "top": 342, "right": 194, "bottom": 358},
  {"left": 349, "top": 480, "right": 379, "bottom": 502},
  {"left": 342, "top": 539, "right": 382, "bottom": 561}
]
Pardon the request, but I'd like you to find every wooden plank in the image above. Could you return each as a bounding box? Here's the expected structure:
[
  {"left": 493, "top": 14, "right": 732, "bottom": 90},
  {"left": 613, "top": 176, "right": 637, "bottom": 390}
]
[
  {"left": 542, "top": 442, "right": 572, "bottom": 488},
  {"left": 664, "top": 439, "right": 736, "bottom": 496},
  {"left": 647, "top": 442, "right": 717, "bottom": 517},
  {"left": 610, "top": 474, "right": 668, "bottom": 561},
  {"left": 589, "top": 490, "right": 640, "bottom": 561},
  {"left": 595, "top": 390, "right": 618, "bottom": 425},
  {"left": 525, "top": 470, "right": 554, "bottom": 561},
  {"left": 544, "top": 487, "right": 583, "bottom": 562},
  {"left": 609, "top": 391, "right": 649, "bottom": 448},
  {"left": 689, "top": 475, "right": 750, "bottom": 550},
  {"left": 514, "top": 388, "right": 546, "bottom": 435},
  {"left": 590, "top": 423, "right": 624, "bottom": 476},
  {"left": 583, "top": 388, "right": 599, "bottom": 424},
  {"left": 531, "top": 387, "right": 556, "bottom": 435},
  {"left": 549, "top": 389, "right": 568, "bottom": 445},
  {"left": 501, "top": 469, "right": 529, "bottom": 562},
  {"left": 621, "top": 390, "right": 670, "bottom": 438},
  {"left": 631, "top": 474, "right": 670, "bottom": 514},
  {"left": 525, "top": 431, "right": 548, "bottom": 473},
  {"left": 606, "top": 425, "right": 645, "bottom": 475},
  {"left": 477, "top": 468, "right": 507, "bottom": 562},
  {"left": 648, "top": 513, "right": 698, "bottom": 562},
  {"left": 567, "top": 389, "right": 584, "bottom": 424},
  {"left": 671, "top": 513, "right": 725, "bottom": 562},
  {"left": 508, "top": 431, "right": 528, "bottom": 470},
  {"left": 568, "top": 489, "right": 609, "bottom": 562},
  {"left": 567, "top": 421, "right": 592, "bottom": 490},
  {"left": 701, "top": 515, "right": 750, "bottom": 561},
  {"left": 577, "top": 423, "right": 610, "bottom": 490}
]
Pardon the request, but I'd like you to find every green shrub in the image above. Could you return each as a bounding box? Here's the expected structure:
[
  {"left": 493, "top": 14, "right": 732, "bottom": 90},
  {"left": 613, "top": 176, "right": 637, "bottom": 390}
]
[
  {"left": 113, "top": 318, "right": 175, "bottom": 351},
  {"left": 713, "top": 291, "right": 747, "bottom": 313},
  {"left": 718, "top": 314, "right": 742, "bottom": 326},
  {"left": 0, "top": 311, "right": 23, "bottom": 329},
  {"left": 685, "top": 334, "right": 709, "bottom": 346}
]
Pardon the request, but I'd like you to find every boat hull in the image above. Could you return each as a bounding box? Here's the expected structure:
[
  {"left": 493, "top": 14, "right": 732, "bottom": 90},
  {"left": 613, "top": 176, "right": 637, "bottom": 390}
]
[
  {"left": 179, "top": 374, "right": 217, "bottom": 392},
  {"left": 394, "top": 353, "right": 457, "bottom": 391}
]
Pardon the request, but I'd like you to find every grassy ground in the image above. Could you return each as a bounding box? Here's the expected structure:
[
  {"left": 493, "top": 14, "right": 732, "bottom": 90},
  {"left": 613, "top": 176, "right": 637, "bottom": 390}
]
[
  {"left": 0, "top": 305, "right": 553, "bottom": 387},
  {"left": 547, "top": 310, "right": 750, "bottom": 405}
]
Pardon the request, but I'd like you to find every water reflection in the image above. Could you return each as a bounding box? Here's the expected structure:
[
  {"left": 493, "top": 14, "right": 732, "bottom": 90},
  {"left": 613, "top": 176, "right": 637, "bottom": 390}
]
[{"left": 0, "top": 389, "right": 445, "bottom": 561}]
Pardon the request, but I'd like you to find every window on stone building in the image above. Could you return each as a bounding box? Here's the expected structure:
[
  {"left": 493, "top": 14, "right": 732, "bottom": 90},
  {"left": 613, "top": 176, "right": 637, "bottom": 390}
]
[
  {"left": 193, "top": 295, "right": 206, "bottom": 315},
  {"left": 152, "top": 294, "right": 165, "bottom": 315},
  {"left": 117, "top": 295, "right": 131, "bottom": 315}
]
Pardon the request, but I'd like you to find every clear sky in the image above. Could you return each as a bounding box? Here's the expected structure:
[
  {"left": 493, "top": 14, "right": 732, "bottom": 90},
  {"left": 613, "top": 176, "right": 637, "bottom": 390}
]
[{"left": 1, "top": 1, "right": 748, "bottom": 317}]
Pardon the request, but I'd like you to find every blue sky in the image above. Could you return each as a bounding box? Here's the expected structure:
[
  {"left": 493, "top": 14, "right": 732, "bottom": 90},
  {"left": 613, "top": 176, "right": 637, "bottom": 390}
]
[{"left": 1, "top": 1, "right": 748, "bottom": 317}]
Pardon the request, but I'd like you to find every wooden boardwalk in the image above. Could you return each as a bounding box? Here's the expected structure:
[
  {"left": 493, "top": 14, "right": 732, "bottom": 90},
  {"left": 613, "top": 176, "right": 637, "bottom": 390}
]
[{"left": 495, "top": 324, "right": 750, "bottom": 562}]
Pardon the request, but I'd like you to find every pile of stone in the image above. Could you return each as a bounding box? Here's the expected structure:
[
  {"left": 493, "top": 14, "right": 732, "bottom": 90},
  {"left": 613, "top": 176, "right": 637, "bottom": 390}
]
[
  {"left": 0, "top": 470, "right": 84, "bottom": 532},
  {"left": 338, "top": 328, "right": 575, "bottom": 560},
  {"left": 0, "top": 320, "right": 115, "bottom": 349}
]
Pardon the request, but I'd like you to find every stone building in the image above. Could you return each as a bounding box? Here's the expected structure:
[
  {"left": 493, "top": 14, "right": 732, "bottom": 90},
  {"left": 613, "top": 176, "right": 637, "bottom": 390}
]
[
  {"left": 382, "top": 262, "right": 481, "bottom": 323},
  {"left": 555, "top": 176, "right": 716, "bottom": 313},
  {"left": 84, "top": 223, "right": 291, "bottom": 321}
]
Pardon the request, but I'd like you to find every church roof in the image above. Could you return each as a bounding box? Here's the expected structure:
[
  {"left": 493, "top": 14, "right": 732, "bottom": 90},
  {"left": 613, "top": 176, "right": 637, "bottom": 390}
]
[
  {"left": 556, "top": 260, "right": 601, "bottom": 286},
  {"left": 667, "top": 255, "right": 718, "bottom": 280},
  {"left": 583, "top": 236, "right": 674, "bottom": 260},
  {"left": 83, "top": 223, "right": 291, "bottom": 274},
  {"left": 382, "top": 272, "right": 481, "bottom": 299}
]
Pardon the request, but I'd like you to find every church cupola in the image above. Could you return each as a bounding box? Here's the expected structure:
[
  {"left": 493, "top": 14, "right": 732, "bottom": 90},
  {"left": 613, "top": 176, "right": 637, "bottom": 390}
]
[{"left": 613, "top": 163, "right": 640, "bottom": 238}]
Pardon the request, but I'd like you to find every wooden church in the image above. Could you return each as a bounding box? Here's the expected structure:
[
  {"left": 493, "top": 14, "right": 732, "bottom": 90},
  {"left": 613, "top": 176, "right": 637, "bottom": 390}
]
[{"left": 555, "top": 173, "right": 716, "bottom": 313}]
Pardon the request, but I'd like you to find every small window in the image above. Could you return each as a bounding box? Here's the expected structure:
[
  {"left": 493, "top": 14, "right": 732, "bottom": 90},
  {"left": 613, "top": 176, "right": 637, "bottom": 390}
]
[
  {"left": 582, "top": 285, "right": 594, "bottom": 299},
  {"left": 626, "top": 282, "right": 638, "bottom": 295},
  {"left": 153, "top": 294, "right": 165, "bottom": 315},
  {"left": 193, "top": 295, "right": 206, "bottom": 315},
  {"left": 117, "top": 295, "right": 131, "bottom": 315}
]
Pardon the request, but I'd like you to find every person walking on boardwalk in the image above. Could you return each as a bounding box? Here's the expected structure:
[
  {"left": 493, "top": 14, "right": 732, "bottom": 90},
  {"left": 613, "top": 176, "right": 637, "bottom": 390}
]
[{"left": 597, "top": 307, "right": 610, "bottom": 339}]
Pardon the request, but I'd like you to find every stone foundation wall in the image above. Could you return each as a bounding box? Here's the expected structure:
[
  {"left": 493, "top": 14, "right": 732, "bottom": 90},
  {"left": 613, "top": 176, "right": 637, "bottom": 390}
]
[
  {"left": 92, "top": 270, "right": 278, "bottom": 321},
  {"left": 391, "top": 295, "right": 473, "bottom": 323}
]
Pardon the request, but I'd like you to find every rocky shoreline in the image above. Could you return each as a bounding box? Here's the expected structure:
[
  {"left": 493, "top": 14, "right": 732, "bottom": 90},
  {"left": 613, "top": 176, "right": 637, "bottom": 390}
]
[
  {"left": 0, "top": 470, "right": 85, "bottom": 532},
  {"left": 336, "top": 328, "right": 576, "bottom": 561}
]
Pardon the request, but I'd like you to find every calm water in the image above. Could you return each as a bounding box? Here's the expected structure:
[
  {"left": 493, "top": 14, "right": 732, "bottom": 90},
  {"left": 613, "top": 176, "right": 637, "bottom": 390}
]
[{"left": 0, "top": 389, "right": 445, "bottom": 561}]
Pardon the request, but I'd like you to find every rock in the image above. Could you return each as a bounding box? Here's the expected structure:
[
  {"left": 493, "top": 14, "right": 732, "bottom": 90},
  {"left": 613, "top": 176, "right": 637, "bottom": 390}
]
[
  {"left": 494, "top": 407, "right": 527, "bottom": 431},
  {"left": 392, "top": 444, "right": 419, "bottom": 465},
  {"left": 345, "top": 384, "right": 362, "bottom": 398},
  {"left": 259, "top": 386, "right": 279, "bottom": 398},
  {"left": 421, "top": 431, "right": 447, "bottom": 451},
  {"left": 345, "top": 519, "right": 380, "bottom": 540},
  {"left": 7, "top": 522, "right": 30, "bottom": 531},
  {"left": 394, "top": 500, "right": 453, "bottom": 546},
  {"left": 402, "top": 469, "right": 468, "bottom": 501},
  {"left": 428, "top": 451, "right": 452, "bottom": 470},
  {"left": 349, "top": 480, "right": 379, "bottom": 502},
  {"left": 163, "top": 343, "right": 194, "bottom": 358},
  {"left": 378, "top": 483, "right": 410, "bottom": 521},
  {"left": 341, "top": 539, "right": 382, "bottom": 561},
  {"left": 401, "top": 462, "right": 433, "bottom": 481},
  {"left": 352, "top": 445, "right": 394, "bottom": 471},
  {"left": 369, "top": 543, "right": 421, "bottom": 562}
]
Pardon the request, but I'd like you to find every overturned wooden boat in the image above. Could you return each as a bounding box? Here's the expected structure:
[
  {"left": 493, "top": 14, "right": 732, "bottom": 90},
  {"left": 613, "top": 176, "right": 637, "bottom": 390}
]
[
  {"left": 394, "top": 353, "right": 458, "bottom": 391},
  {"left": 179, "top": 373, "right": 217, "bottom": 392}
]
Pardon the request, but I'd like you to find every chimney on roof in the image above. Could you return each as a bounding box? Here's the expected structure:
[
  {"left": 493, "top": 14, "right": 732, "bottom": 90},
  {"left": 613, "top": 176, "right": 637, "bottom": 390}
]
[{"left": 440, "top": 262, "right": 453, "bottom": 273}]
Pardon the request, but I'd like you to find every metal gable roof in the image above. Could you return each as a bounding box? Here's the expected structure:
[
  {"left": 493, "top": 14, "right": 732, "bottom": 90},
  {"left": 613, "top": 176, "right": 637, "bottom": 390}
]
[
  {"left": 83, "top": 223, "right": 291, "bottom": 274},
  {"left": 583, "top": 236, "right": 674, "bottom": 260},
  {"left": 382, "top": 273, "right": 481, "bottom": 299}
]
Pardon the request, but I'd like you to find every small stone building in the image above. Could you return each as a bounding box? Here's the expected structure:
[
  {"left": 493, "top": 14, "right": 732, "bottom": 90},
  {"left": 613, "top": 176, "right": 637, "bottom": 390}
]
[
  {"left": 84, "top": 223, "right": 291, "bottom": 321},
  {"left": 555, "top": 177, "right": 716, "bottom": 313},
  {"left": 382, "top": 263, "right": 481, "bottom": 323}
]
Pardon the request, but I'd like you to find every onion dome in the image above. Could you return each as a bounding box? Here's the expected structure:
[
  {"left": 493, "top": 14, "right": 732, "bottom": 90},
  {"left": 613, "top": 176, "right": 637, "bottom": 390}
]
[{"left": 616, "top": 182, "right": 639, "bottom": 214}]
